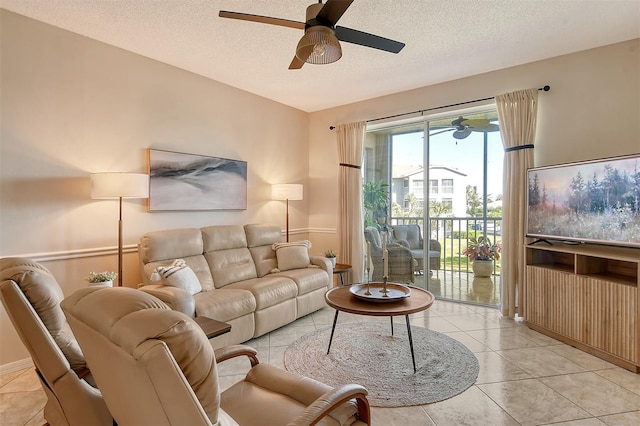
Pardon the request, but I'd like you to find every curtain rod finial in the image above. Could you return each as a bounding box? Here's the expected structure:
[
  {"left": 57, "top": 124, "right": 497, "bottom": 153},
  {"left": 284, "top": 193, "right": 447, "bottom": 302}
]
[
  {"left": 329, "top": 126, "right": 335, "bottom": 130},
  {"left": 540, "top": 85, "right": 550, "bottom": 91}
]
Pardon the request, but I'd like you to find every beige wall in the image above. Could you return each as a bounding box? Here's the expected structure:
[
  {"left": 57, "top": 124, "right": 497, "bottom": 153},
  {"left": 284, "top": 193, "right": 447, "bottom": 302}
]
[
  {"left": 308, "top": 39, "right": 640, "bottom": 241},
  {"left": 1, "top": 8, "right": 638, "bottom": 368},
  {"left": 0, "top": 10, "right": 310, "bottom": 367}
]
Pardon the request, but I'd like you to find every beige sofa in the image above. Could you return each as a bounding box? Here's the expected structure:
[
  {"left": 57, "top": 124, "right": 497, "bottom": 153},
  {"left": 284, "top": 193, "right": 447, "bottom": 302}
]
[{"left": 137, "top": 224, "right": 332, "bottom": 346}]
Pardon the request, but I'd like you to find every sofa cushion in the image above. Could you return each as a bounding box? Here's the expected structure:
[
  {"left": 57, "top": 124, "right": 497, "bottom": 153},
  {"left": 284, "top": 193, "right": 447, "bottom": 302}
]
[
  {"left": 193, "top": 288, "right": 256, "bottom": 322},
  {"left": 272, "top": 241, "right": 311, "bottom": 272},
  {"left": 151, "top": 259, "right": 202, "bottom": 295},
  {"left": 273, "top": 268, "right": 329, "bottom": 296},
  {"left": 201, "top": 225, "right": 247, "bottom": 251},
  {"left": 139, "top": 228, "right": 204, "bottom": 264},
  {"left": 226, "top": 276, "right": 297, "bottom": 310},
  {"left": 392, "top": 225, "right": 421, "bottom": 249},
  {"left": 202, "top": 226, "right": 258, "bottom": 288},
  {"left": 244, "top": 224, "right": 282, "bottom": 247},
  {"left": 245, "top": 224, "right": 281, "bottom": 278}
]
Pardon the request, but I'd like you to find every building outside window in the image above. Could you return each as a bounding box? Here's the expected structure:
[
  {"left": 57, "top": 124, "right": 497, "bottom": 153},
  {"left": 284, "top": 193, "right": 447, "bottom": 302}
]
[
  {"left": 429, "top": 179, "right": 438, "bottom": 194},
  {"left": 442, "top": 179, "right": 454, "bottom": 193}
]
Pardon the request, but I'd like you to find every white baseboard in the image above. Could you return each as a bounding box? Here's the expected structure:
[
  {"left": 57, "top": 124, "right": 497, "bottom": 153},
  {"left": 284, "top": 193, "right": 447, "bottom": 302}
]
[{"left": 0, "top": 358, "right": 33, "bottom": 375}]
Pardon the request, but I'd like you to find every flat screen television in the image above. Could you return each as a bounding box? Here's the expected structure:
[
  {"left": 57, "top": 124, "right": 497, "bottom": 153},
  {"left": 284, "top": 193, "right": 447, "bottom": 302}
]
[{"left": 526, "top": 153, "right": 640, "bottom": 248}]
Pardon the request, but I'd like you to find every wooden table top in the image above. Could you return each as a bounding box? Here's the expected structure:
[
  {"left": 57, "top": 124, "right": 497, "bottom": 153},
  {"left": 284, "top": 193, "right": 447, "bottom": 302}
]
[
  {"left": 325, "top": 284, "right": 435, "bottom": 317},
  {"left": 194, "top": 316, "right": 231, "bottom": 339},
  {"left": 333, "top": 263, "right": 352, "bottom": 274}
]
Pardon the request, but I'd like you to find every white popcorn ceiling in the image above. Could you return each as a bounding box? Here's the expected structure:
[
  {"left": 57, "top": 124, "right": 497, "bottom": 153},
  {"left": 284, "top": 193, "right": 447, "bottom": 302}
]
[{"left": 2, "top": 0, "right": 639, "bottom": 112}]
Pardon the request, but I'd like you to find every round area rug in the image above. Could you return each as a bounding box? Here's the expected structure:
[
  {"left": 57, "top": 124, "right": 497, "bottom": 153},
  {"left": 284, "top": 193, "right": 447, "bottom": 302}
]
[{"left": 284, "top": 323, "right": 479, "bottom": 407}]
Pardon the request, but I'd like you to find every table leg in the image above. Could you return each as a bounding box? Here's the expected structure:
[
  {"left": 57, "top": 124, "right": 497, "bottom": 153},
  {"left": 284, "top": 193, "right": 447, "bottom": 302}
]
[
  {"left": 327, "top": 310, "right": 340, "bottom": 354},
  {"left": 405, "top": 315, "right": 416, "bottom": 373},
  {"left": 390, "top": 316, "right": 394, "bottom": 336},
  {"left": 340, "top": 273, "right": 345, "bottom": 286}
]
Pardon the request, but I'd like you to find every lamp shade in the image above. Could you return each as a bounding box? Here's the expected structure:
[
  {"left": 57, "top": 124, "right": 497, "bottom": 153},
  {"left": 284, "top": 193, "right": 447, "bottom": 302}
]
[
  {"left": 91, "top": 173, "right": 149, "bottom": 199},
  {"left": 271, "top": 184, "right": 303, "bottom": 201},
  {"left": 296, "top": 26, "right": 342, "bottom": 65}
]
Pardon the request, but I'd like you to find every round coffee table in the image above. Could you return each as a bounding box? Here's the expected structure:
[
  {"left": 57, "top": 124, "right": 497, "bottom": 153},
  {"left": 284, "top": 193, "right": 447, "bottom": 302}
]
[{"left": 324, "top": 284, "right": 435, "bottom": 372}]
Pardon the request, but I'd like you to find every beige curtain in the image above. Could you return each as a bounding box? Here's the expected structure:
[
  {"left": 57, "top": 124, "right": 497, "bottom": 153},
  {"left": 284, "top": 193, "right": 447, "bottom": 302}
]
[
  {"left": 336, "top": 122, "right": 365, "bottom": 283},
  {"left": 496, "top": 88, "right": 538, "bottom": 318}
]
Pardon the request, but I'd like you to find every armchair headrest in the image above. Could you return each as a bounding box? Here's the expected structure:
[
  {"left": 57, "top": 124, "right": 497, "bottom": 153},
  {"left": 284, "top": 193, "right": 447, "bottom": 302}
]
[
  {"left": 61, "top": 287, "right": 220, "bottom": 423},
  {"left": 0, "top": 257, "right": 87, "bottom": 372}
]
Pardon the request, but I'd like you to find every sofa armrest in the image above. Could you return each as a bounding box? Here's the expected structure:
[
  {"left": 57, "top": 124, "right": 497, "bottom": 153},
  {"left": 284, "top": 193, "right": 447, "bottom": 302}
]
[
  {"left": 394, "top": 239, "right": 410, "bottom": 249},
  {"left": 310, "top": 256, "right": 333, "bottom": 276},
  {"left": 138, "top": 285, "right": 195, "bottom": 317},
  {"left": 287, "top": 384, "right": 370, "bottom": 426}
]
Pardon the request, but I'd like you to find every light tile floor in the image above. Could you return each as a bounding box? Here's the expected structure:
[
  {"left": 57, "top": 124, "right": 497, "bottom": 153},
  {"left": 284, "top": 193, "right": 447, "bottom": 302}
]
[{"left": 2, "top": 300, "right": 640, "bottom": 426}]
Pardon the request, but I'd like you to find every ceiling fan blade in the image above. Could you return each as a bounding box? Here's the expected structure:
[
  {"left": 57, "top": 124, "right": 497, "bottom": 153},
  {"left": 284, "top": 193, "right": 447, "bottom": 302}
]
[
  {"left": 289, "top": 53, "right": 306, "bottom": 70},
  {"left": 453, "top": 129, "right": 472, "bottom": 140},
  {"left": 317, "top": 0, "right": 354, "bottom": 26},
  {"left": 483, "top": 124, "right": 500, "bottom": 132},
  {"left": 334, "top": 26, "right": 405, "bottom": 53},
  {"left": 460, "top": 118, "right": 490, "bottom": 127},
  {"left": 428, "top": 128, "right": 455, "bottom": 136},
  {"left": 219, "top": 11, "right": 305, "bottom": 30}
]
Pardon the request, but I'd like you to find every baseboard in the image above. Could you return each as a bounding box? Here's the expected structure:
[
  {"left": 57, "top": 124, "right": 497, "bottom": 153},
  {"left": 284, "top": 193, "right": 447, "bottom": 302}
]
[{"left": 0, "top": 357, "right": 33, "bottom": 375}]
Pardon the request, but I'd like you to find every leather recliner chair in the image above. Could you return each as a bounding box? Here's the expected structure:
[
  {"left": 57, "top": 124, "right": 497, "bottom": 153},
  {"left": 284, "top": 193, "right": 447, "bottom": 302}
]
[
  {"left": 0, "top": 257, "right": 112, "bottom": 426},
  {"left": 61, "top": 286, "right": 371, "bottom": 426}
]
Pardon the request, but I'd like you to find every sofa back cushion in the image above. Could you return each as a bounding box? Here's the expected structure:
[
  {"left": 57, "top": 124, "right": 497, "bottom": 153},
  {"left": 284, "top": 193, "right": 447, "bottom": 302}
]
[
  {"left": 245, "top": 224, "right": 281, "bottom": 278},
  {"left": 201, "top": 226, "right": 257, "bottom": 288},
  {"left": 392, "top": 224, "right": 422, "bottom": 249},
  {"left": 139, "top": 229, "right": 215, "bottom": 291}
]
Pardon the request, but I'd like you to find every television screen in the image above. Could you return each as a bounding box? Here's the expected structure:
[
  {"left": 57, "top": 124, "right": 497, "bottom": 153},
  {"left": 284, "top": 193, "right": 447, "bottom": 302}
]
[{"left": 527, "top": 153, "right": 640, "bottom": 248}]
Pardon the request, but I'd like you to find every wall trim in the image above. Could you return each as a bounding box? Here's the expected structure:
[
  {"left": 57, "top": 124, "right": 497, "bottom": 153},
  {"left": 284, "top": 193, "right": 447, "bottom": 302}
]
[
  {"left": 0, "top": 357, "right": 33, "bottom": 375},
  {"left": 4, "top": 244, "right": 140, "bottom": 262},
  {"left": 3, "top": 228, "right": 337, "bottom": 262}
]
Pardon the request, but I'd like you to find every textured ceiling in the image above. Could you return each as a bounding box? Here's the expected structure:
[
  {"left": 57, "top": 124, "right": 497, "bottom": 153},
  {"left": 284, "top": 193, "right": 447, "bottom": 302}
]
[{"left": 2, "top": 0, "right": 639, "bottom": 112}]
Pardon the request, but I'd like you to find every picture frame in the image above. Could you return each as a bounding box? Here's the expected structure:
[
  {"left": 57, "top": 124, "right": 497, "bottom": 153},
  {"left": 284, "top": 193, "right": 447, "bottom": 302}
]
[{"left": 147, "top": 148, "right": 247, "bottom": 211}]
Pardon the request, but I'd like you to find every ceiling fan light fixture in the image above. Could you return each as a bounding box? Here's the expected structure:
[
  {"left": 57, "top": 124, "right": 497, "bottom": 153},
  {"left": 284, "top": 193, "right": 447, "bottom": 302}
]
[{"left": 296, "top": 25, "right": 342, "bottom": 64}]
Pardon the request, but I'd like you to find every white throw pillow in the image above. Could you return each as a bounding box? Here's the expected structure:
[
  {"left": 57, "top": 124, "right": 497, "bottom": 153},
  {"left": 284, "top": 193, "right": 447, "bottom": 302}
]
[
  {"left": 272, "top": 240, "right": 311, "bottom": 272},
  {"left": 151, "top": 259, "right": 201, "bottom": 295}
]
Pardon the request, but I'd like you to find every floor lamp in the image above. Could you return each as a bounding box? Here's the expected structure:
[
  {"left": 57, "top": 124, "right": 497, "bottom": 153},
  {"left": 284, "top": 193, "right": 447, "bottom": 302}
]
[
  {"left": 91, "top": 172, "right": 149, "bottom": 287},
  {"left": 272, "top": 184, "right": 303, "bottom": 242}
]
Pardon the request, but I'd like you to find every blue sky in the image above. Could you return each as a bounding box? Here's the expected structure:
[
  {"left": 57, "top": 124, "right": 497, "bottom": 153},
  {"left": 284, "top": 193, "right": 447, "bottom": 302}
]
[{"left": 392, "top": 129, "right": 504, "bottom": 198}]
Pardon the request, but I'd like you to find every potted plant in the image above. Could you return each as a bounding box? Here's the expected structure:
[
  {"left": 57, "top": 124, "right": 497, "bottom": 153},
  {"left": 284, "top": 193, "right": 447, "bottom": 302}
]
[
  {"left": 324, "top": 249, "right": 337, "bottom": 267},
  {"left": 85, "top": 271, "right": 117, "bottom": 287},
  {"left": 462, "top": 236, "right": 501, "bottom": 277}
]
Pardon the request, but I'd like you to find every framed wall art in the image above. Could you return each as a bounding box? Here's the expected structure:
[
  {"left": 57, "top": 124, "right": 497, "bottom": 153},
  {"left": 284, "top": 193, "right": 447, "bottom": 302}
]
[{"left": 147, "top": 149, "right": 247, "bottom": 211}]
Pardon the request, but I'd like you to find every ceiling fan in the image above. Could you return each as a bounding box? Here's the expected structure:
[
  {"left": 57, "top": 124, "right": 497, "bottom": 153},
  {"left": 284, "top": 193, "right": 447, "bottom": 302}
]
[
  {"left": 219, "top": 0, "right": 405, "bottom": 69},
  {"left": 429, "top": 117, "right": 500, "bottom": 139}
]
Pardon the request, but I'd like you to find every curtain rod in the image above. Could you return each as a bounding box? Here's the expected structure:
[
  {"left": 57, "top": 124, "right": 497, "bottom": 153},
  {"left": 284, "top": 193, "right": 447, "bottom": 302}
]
[{"left": 329, "top": 85, "right": 550, "bottom": 130}]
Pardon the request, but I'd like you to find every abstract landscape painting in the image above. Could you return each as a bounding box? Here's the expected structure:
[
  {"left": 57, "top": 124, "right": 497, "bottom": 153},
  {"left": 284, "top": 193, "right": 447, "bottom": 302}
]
[{"left": 148, "top": 149, "right": 247, "bottom": 211}]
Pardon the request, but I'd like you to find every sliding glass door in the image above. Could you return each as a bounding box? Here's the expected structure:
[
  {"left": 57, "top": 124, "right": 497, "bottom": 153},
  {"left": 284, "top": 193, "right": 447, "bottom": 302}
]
[{"left": 364, "top": 109, "right": 503, "bottom": 307}]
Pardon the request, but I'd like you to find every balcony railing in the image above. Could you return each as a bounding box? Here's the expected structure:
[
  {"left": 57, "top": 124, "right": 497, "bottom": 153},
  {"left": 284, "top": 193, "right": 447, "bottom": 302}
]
[{"left": 390, "top": 216, "right": 503, "bottom": 275}]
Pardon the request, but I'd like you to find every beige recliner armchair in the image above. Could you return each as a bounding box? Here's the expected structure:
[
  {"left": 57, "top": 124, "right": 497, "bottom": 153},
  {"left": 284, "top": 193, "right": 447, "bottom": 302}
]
[
  {"left": 61, "top": 286, "right": 371, "bottom": 426},
  {"left": 0, "top": 257, "right": 112, "bottom": 426}
]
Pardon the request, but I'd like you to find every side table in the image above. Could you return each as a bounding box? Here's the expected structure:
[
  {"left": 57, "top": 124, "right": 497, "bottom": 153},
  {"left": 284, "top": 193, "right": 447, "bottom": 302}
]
[
  {"left": 194, "top": 316, "right": 232, "bottom": 339},
  {"left": 333, "top": 263, "right": 352, "bottom": 286}
]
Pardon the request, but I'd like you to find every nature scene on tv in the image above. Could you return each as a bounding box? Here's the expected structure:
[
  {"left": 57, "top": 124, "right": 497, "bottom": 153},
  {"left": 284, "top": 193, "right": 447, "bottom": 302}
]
[{"left": 527, "top": 154, "right": 640, "bottom": 247}]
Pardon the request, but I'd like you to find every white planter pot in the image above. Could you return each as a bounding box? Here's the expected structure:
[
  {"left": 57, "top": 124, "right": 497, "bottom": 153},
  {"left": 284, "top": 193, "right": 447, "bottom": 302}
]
[
  {"left": 89, "top": 280, "right": 113, "bottom": 287},
  {"left": 328, "top": 257, "right": 337, "bottom": 268}
]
